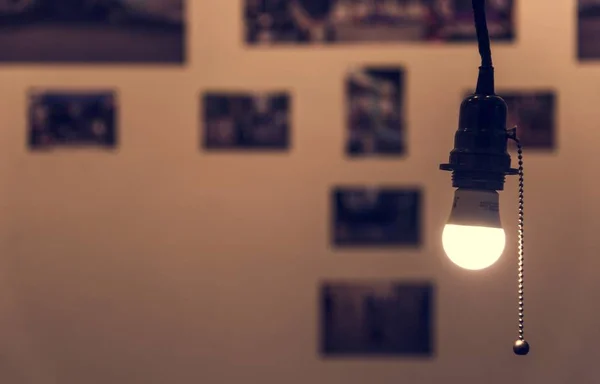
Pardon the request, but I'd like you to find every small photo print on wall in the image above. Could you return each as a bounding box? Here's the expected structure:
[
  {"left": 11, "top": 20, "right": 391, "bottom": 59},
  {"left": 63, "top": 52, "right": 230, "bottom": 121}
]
[
  {"left": 431, "top": 0, "right": 514, "bottom": 42},
  {"left": 578, "top": 0, "right": 600, "bottom": 60},
  {"left": 243, "top": 0, "right": 514, "bottom": 45},
  {"left": 346, "top": 67, "right": 405, "bottom": 157},
  {"left": 320, "top": 281, "right": 434, "bottom": 357},
  {"left": 202, "top": 92, "right": 290, "bottom": 151},
  {"left": 503, "top": 92, "right": 556, "bottom": 151},
  {"left": 332, "top": 187, "right": 421, "bottom": 247},
  {"left": 28, "top": 90, "right": 117, "bottom": 151},
  {"left": 0, "top": 1, "right": 185, "bottom": 63},
  {"left": 463, "top": 90, "right": 556, "bottom": 151}
]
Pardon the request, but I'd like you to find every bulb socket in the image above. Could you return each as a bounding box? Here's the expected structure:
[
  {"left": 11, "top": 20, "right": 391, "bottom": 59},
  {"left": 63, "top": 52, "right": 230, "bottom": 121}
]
[{"left": 440, "top": 93, "right": 518, "bottom": 191}]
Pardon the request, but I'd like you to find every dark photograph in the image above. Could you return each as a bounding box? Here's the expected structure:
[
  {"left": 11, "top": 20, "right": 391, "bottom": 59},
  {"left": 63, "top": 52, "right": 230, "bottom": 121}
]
[
  {"left": 578, "top": 0, "right": 600, "bottom": 60},
  {"left": 320, "top": 281, "right": 434, "bottom": 357},
  {"left": 332, "top": 187, "right": 421, "bottom": 247},
  {"left": 463, "top": 90, "right": 556, "bottom": 151},
  {"left": 346, "top": 67, "right": 405, "bottom": 157},
  {"left": 243, "top": 0, "right": 514, "bottom": 45},
  {"left": 28, "top": 90, "right": 117, "bottom": 150},
  {"left": 503, "top": 92, "right": 556, "bottom": 151},
  {"left": 202, "top": 92, "right": 291, "bottom": 151},
  {"left": 0, "top": 0, "right": 185, "bottom": 63}
]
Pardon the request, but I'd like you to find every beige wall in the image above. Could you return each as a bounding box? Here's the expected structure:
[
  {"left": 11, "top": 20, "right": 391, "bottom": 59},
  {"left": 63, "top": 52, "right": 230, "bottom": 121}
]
[{"left": 0, "top": 0, "right": 597, "bottom": 383}]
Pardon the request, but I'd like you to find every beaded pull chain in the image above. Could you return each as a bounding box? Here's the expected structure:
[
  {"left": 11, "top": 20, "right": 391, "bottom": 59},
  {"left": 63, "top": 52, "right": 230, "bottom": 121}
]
[{"left": 508, "top": 128, "right": 530, "bottom": 356}]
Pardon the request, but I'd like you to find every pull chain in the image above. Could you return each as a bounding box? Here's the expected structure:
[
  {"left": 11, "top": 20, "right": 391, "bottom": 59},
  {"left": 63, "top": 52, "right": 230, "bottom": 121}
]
[{"left": 510, "top": 132, "right": 530, "bottom": 356}]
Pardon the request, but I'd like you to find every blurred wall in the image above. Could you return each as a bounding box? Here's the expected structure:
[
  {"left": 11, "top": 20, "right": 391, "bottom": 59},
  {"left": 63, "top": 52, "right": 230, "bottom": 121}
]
[{"left": 0, "top": 1, "right": 595, "bottom": 383}]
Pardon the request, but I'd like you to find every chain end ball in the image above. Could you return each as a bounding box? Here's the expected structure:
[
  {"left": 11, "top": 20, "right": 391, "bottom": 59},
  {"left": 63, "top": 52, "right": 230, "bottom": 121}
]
[{"left": 513, "top": 339, "right": 530, "bottom": 355}]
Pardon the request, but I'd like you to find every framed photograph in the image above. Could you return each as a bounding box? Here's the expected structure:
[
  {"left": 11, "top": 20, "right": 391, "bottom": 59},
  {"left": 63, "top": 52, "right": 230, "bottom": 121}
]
[
  {"left": 577, "top": 0, "right": 600, "bottom": 60},
  {"left": 462, "top": 90, "right": 557, "bottom": 151},
  {"left": 28, "top": 89, "right": 117, "bottom": 150},
  {"left": 320, "top": 281, "right": 434, "bottom": 357},
  {"left": 332, "top": 187, "right": 422, "bottom": 247},
  {"left": 243, "top": 0, "right": 515, "bottom": 45},
  {"left": 0, "top": 1, "right": 185, "bottom": 63},
  {"left": 202, "top": 91, "right": 291, "bottom": 151},
  {"left": 346, "top": 66, "right": 406, "bottom": 157},
  {"left": 434, "top": 0, "right": 515, "bottom": 42},
  {"left": 502, "top": 92, "right": 556, "bottom": 151}
]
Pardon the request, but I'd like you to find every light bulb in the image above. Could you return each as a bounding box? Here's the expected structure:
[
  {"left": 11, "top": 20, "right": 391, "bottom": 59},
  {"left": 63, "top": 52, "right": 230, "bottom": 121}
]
[{"left": 441, "top": 188, "right": 506, "bottom": 270}]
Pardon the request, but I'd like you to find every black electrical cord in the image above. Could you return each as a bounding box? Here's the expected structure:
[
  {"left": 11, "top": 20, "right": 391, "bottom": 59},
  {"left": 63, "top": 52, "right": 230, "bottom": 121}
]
[{"left": 472, "top": 0, "right": 495, "bottom": 95}]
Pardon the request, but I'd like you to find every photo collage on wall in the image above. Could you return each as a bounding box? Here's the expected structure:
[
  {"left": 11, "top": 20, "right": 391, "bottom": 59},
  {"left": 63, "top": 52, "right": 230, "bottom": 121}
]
[
  {"left": 326, "top": 185, "right": 430, "bottom": 358},
  {"left": 3, "top": 0, "right": 572, "bottom": 362}
]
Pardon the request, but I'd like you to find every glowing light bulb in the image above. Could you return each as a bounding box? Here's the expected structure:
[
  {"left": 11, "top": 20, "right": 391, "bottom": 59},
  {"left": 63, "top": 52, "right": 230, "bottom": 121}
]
[{"left": 442, "top": 188, "right": 506, "bottom": 270}]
